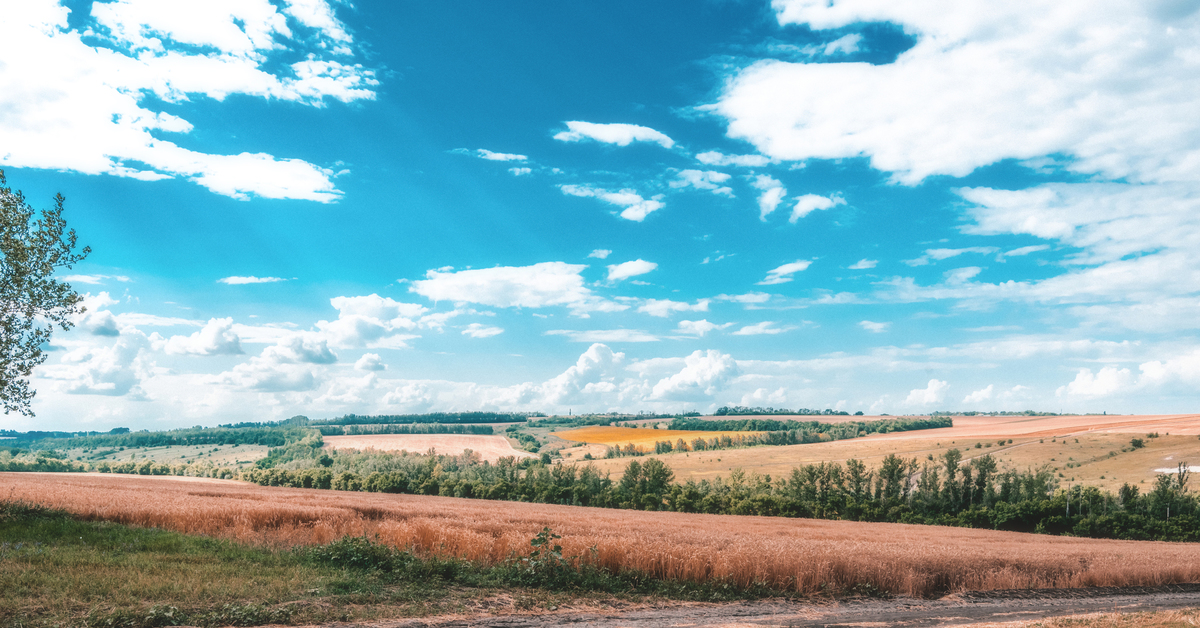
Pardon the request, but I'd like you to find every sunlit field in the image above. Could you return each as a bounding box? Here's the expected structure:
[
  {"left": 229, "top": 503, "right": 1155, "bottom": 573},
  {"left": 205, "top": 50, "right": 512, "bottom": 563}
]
[
  {"left": 7, "top": 472, "right": 1200, "bottom": 598},
  {"left": 323, "top": 434, "right": 535, "bottom": 463}
]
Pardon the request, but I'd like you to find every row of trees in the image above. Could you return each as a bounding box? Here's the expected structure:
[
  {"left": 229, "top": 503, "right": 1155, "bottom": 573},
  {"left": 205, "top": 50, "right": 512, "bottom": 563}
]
[
  {"left": 316, "top": 423, "right": 495, "bottom": 436},
  {"left": 227, "top": 434, "right": 1200, "bottom": 542}
]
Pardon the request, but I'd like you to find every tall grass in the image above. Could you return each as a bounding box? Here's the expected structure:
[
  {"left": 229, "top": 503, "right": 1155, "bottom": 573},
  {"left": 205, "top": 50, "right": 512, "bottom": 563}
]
[{"left": 4, "top": 472, "right": 1200, "bottom": 598}]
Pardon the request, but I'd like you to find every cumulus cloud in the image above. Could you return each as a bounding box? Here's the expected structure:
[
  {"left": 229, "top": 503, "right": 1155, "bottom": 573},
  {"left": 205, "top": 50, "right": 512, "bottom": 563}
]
[
  {"left": 638, "top": 299, "right": 709, "bottom": 318},
  {"left": 751, "top": 174, "right": 786, "bottom": 220},
  {"left": 218, "top": 276, "right": 289, "bottom": 285},
  {"left": 474, "top": 149, "right": 527, "bottom": 162},
  {"left": 164, "top": 318, "right": 243, "bottom": 355},
  {"left": 382, "top": 382, "right": 434, "bottom": 411},
  {"left": 410, "top": 262, "right": 622, "bottom": 316},
  {"left": 39, "top": 331, "right": 153, "bottom": 397},
  {"left": 354, "top": 353, "right": 387, "bottom": 371},
  {"left": 508, "top": 167, "right": 532, "bottom": 176},
  {"left": 670, "top": 170, "right": 733, "bottom": 196},
  {"left": 717, "top": 1, "right": 1200, "bottom": 185},
  {"left": 676, "top": 319, "right": 732, "bottom": 336},
  {"left": 588, "top": 249, "right": 612, "bottom": 259},
  {"left": 695, "top": 151, "right": 771, "bottom": 167},
  {"left": 1, "top": 0, "right": 376, "bottom": 201},
  {"left": 461, "top": 323, "right": 504, "bottom": 338},
  {"left": 731, "top": 321, "right": 793, "bottom": 336},
  {"left": 758, "top": 260, "right": 812, "bottom": 285},
  {"left": 546, "top": 329, "right": 660, "bottom": 343},
  {"left": 906, "top": 379, "right": 949, "bottom": 405},
  {"left": 541, "top": 343, "right": 626, "bottom": 405},
  {"left": 1056, "top": 366, "right": 1134, "bottom": 398},
  {"left": 650, "top": 349, "right": 738, "bottom": 401},
  {"left": 790, "top": 194, "right": 845, "bottom": 222},
  {"left": 963, "top": 384, "right": 994, "bottom": 403},
  {"left": 849, "top": 259, "right": 877, "bottom": 270},
  {"left": 859, "top": 320, "right": 890, "bottom": 333},
  {"left": 553, "top": 121, "right": 675, "bottom": 149},
  {"left": 316, "top": 294, "right": 426, "bottom": 349},
  {"left": 606, "top": 259, "right": 658, "bottom": 283},
  {"left": 560, "top": 184, "right": 666, "bottom": 222}
]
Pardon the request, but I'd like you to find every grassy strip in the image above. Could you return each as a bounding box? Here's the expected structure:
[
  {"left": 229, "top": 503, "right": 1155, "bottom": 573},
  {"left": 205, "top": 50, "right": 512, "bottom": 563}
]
[{"left": 0, "top": 502, "right": 778, "bottom": 628}]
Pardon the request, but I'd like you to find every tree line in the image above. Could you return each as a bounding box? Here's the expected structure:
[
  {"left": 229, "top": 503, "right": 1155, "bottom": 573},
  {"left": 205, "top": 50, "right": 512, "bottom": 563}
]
[{"left": 316, "top": 423, "right": 495, "bottom": 436}]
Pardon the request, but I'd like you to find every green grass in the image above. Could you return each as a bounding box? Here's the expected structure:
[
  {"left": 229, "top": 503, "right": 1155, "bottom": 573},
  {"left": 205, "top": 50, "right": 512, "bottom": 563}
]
[{"left": 0, "top": 503, "right": 778, "bottom": 627}]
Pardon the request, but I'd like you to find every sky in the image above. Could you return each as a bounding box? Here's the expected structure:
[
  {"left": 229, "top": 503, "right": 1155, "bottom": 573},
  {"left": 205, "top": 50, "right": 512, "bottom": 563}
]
[{"left": 3, "top": 0, "right": 1200, "bottom": 431}]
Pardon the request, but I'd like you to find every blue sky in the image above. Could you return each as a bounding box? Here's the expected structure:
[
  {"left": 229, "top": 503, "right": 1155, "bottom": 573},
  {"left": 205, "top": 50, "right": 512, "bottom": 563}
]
[{"left": 4, "top": 0, "right": 1200, "bottom": 430}]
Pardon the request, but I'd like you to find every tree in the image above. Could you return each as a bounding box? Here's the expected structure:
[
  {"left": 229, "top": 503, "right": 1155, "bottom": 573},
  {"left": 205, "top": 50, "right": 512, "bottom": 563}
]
[{"left": 0, "top": 171, "right": 90, "bottom": 416}]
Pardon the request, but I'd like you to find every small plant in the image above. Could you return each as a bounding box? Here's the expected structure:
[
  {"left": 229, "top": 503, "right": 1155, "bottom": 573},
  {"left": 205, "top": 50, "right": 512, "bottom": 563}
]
[{"left": 1131, "top": 438, "right": 1145, "bottom": 449}]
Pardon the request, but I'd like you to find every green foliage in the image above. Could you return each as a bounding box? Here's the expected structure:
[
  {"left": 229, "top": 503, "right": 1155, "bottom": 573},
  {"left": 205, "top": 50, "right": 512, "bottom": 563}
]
[
  {"left": 0, "top": 170, "right": 90, "bottom": 416},
  {"left": 318, "top": 423, "right": 494, "bottom": 436},
  {"left": 316, "top": 412, "right": 536, "bottom": 426},
  {"left": 715, "top": 405, "right": 850, "bottom": 416}
]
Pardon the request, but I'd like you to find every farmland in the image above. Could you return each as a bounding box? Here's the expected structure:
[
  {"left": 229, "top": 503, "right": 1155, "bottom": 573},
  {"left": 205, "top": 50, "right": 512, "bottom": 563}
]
[
  {"left": 6, "top": 472, "right": 1200, "bottom": 598},
  {"left": 555, "top": 426, "right": 762, "bottom": 449},
  {"left": 323, "top": 434, "right": 535, "bottom": 463},
  {"left": 562, "top": 414, "right": 1200, "bottom": 489}
]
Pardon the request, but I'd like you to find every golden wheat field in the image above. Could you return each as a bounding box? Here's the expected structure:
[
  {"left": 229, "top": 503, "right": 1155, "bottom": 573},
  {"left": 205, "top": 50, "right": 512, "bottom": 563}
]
[
  {"left": 322, "top": 434, "right": 535, "bottom": 463},
  {"left": 555, "top": 426, "right": 761, "bottom": 449},
  {"left": 6, "top": 472, "right": 1200, "bottom": 598}
]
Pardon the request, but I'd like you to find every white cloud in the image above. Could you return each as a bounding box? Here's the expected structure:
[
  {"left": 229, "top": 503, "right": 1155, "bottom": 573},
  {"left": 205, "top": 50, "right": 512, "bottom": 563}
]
[
  {"left": 382, "top": 382, "right": 434, "bottom": 411},
  {"left": 39, "top": 332, "right": 152, "bottom": 397},
  {"left": 553, "top": 121, "right": 675, "bottom": 149},
  {"left": 0, "top": 0, "right": 376, "bottom": 201},
  {"left": 790, "top": 194, "right": 845, "bottom": 222},
  {"left": 859, "top": 320, "right": 890, "bottom": 333},
  {"left": 676, "top": 319, "right": 732, "bottom": 336},
  {"left": 638, "top": 299, "right": 709, "bottom": 318},
  {"left": 476, "top": 149, "right": 527, "bottom": 162},
  {"left": 731, "top": 321, "right": 793, "bottom": 336},
  {"left": 164, "top": 318, "right": 243, "bottom": 355},
  {"left": 695, "top": 151, "right": 771, "bottom": 167},
  {"left": 62, "top": 274, "right": 130, "bottom": 285},
  {"left": 316, "top": 294, "right": 426, "bottom": 349},
  {"left": 218, "top": 276, "right": 290, "bottom": 285},
  {"left": 540, "top": 343, "right": 626, "bottom": 405},
  {"left": 411, "top": 262, "right": 622, "bottom": 316},
  {"left": 905, "top": 379, "right": 949, "bottom": 405},
  {"left": 560, "top": 184, "right": 665, "bottom": 222},
  {"left": 751, "top": 174, "right": 786, "bottom": 220},
  {"left": 670, "top": 170, "right": 733, "bottom": 196},
  {"left": 354, "top": 353, "right": 387, "bottom": 371},
  {"left": 650, "top": 349, "right": 738, "bottom": 401},
  {"left": 546, "top": 329, "right": 660, "bottom": 343},
  {"left": 848, "top": 259, "right": 877, "bottom": 270},
  {"left": 1000, "top": 244, "right": 1051, "bottom": 259},
  {"left": 606, "top": 259, "right": 658, "bottom": 283},
  {"left": 1056, "top": 366, "right": 1134, "bottom": 398},
  {"left": 717, "top": 1, "right": 1200, "bottom": 186},
  {"left": 904, "top": 247, "right": 998, "bottom": 267},
  {"left": 715, "top": 292, "right": 772, "bottom": 304},
  {"left": 588, "top": 249, "right": 612, "bottom": 259},
  {"left": 758, "top": 260, "right": 812, "bottom": 285},
  {"left": 461, "top": 323, "right": 504, "bottom": 338},
  {"left": 963, "top": 384, "right": 994, "bottom": 403},
  {"left": 508, "top": 167, "right": 532, "bottom": 176}
]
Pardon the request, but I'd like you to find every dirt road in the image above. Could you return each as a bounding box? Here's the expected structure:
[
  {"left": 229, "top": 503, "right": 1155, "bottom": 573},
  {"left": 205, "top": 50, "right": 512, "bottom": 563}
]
[{"left": 309, "top": 584, "right": 1200, "bottom": 627}]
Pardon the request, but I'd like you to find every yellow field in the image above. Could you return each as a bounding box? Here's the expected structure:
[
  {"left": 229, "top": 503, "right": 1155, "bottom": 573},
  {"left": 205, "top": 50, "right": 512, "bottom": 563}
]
[
  {"left": 555, "top": 426, "right": 762, "bottom": 450},
  {"left": 561, "top": 414, "right": 1200, "bottom": 489}
]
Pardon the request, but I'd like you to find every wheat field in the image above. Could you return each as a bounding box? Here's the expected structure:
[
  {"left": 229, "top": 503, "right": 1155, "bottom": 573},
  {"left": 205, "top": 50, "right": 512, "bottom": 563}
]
[
  {"left": 323, "top": 434, "right": 535, "bottom": 463},
  {"left": 555, "top": 426, "right": 761, "bottom": 449},
  {"left": 5, "top": 472, "right": 1200, "bottom": 598}
]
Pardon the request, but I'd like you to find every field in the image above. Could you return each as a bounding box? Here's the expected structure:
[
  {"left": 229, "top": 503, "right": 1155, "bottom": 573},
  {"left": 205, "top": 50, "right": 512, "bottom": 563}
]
[
  {"left": 555, "top": 426, "right": 762, "bottom": 449},
  {"left": 6, "top": 472, "right": 1200, "bottom": 599},
  {"left": 323, "top": 434, "right": 535, "bottom": 463},
  {"left": 51, "top": 443, "right": 269, "bottom": 468},
  {"left": 562, "top": 415, "right": 1200, "bottom": 489}
]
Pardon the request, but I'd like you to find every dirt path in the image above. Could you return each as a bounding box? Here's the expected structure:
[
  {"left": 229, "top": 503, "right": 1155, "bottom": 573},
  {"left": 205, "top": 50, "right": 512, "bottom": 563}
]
[{"left": 308, "top": 584, "right": 1200, "bottom": 627}]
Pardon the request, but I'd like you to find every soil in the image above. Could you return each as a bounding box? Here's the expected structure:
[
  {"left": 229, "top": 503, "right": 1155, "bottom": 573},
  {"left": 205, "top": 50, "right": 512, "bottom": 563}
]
[{"left": 299, "top": 584, "right": 1200, "bottom": 628}]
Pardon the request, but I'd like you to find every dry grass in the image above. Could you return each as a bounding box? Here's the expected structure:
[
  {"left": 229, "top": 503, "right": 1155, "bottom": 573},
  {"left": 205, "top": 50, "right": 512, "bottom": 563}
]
[
  {"left": 563, "top": 416, "right": 1200, "bottom": 487},
  {"left": 948, "top": 608, "right": 1200, "bottom": 628},
  {"left": 556, "top": 426, "right": 761, "bottom": 450},
  {"left": 322, "top": 434, "right": 535, "bottom": 463},
  {"left": 6, "top": 472, "right": 1200, "bottom": 599}
]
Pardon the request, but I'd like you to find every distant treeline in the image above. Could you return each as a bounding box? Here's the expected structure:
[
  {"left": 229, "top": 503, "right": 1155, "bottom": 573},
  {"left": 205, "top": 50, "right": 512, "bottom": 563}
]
[
  {"left": 317, "top": 424, "right": 494, "bottom": 436},
  {"left": 27, "top": 426, "right": 310, "bottom": 451},
  {"left": 0, "top": 427, "right": 131, "bottom": 442},
  {"left": 314, "top": 412, "right": 540, "bottom": 426},
  {"left": 714, "top": 406, "right": 855, "bottom": 416},
  {"left": 668, "top": 416, "right": 952, "bottom": 434}
]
